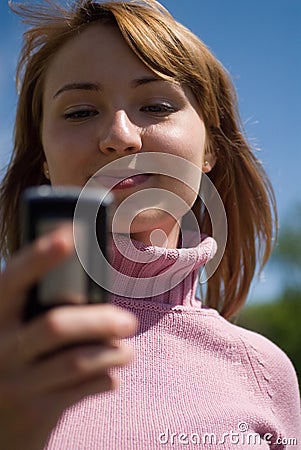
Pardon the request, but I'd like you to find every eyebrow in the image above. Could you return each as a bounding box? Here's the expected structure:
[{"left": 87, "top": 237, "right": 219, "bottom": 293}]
[
  {"left": 131, "top": 76, "right": 168, "bottom": 87},
  {"left": 53, "top": 76, "right": 172, "bottom": 99},
  {"left": 53, "top": 82, "right": 101, "bottom": 99}
]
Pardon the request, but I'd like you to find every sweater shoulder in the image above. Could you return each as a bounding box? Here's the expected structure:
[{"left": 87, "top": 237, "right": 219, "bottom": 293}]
[
  {"left": 212, "top": 312, "right": 301, "bottom": 436},
  {"left": 215, "top": 312, "right": 299, "bottom": 394},
  {"left": 227, "top": 317, "right": 294, "bottom": 367}
]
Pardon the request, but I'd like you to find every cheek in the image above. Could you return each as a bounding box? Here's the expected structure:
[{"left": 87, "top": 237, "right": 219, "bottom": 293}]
[
  {"left": 148, "top": 115, "right": 206, "bottom": 166},
  {"left": 42, "top": 124, "right": 90, "bottom": 165},
  {"left": 180, "top": 117, "right": 206, "bottom": 164},
  {"left": 154, "top": 117, "right": 205, "bottom": 206},
  {"left": 41, "top": 126, "right": 92, "bottom": 185},
  {"left": 159, "top": 176, "right": 200, "bottom": 215}
]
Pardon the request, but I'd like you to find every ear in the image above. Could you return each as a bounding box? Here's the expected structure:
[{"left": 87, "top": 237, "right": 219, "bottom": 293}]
[
  {"left": 43, "top": 161, "right": 50, "bottom": 179},
  {"left": 202, "top": 154, "right": 217, "bottom": 173}
]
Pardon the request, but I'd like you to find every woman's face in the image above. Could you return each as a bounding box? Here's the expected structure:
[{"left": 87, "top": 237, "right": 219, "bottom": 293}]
[{"left": 41, "top": 24, "right": 207, "bottom": 247}]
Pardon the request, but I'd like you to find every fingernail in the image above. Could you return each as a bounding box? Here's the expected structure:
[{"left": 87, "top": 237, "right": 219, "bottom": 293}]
[{"left": 50, "top": 225, "right": 74, "bottom": 251}]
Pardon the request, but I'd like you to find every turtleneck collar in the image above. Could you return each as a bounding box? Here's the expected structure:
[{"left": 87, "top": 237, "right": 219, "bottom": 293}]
[{"left": 109, "top": 231, "right": 217, "bottom": 308}]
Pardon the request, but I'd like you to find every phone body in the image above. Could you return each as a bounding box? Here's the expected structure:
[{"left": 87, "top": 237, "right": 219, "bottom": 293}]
[{"left": 20, "top": 185, "right": 114, "bottom": 321}]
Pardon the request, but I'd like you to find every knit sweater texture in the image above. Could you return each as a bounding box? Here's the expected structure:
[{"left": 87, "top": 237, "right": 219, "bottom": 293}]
[{"left": 45, "top": 233, "right": 301, "bottom": 450}]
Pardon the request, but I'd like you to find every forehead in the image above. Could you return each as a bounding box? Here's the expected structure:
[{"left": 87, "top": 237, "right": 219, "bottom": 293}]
[{"left": 43, "top": 24, "right": 158, "bottom": 95}]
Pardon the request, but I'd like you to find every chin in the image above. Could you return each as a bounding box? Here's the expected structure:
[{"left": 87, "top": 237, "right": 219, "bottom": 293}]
[{"left": 111, "top": 209, "right": 172, "bottom": 235}]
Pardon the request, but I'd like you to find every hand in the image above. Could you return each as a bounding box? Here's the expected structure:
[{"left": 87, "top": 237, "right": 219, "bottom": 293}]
[{"left": 0, "top": 226, "right": 137, "bottom": 450}]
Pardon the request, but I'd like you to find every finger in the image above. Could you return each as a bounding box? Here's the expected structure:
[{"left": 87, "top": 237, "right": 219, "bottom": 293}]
[
  {"left": 17, "top": 304, "right": 138, "bottom": 362},
  {"left": 20, "top": 343, "right": 133, "bottom": 395},
  {"left": 0, "top": 373, "right": 116, "bottom": 450},
  {"left": 0, "top": 225, "right": 74, "bottom": 324}
]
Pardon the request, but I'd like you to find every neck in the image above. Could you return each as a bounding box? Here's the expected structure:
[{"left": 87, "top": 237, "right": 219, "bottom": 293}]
[
  {"left": 130, "top": 219, "right": 181, "bottom": 249},
  {"left": 110, "top": 231, "right": 217, "bottom": 308}
]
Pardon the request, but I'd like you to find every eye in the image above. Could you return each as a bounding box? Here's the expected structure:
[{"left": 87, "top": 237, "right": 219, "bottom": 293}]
[
  {"left": 140, "top": 103, "right": 177, "bottom": 115},
  {"left": 63, "top": 109, "right": 98, "bottom": 121}
]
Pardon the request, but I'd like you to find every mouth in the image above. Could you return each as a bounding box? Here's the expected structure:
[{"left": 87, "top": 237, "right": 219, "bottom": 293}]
[{"left": 91, "top": 172, "right": 153, "bottom": 190}]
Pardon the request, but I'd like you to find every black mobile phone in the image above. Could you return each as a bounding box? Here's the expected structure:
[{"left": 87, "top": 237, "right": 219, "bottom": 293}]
[{"left": 20, "top": 185, "right": 114, "bottom": 321}]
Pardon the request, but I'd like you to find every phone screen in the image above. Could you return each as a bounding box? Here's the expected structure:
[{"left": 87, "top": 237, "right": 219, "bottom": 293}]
[{"left": 20, "top": 185, "right": 113, "bottom": 321}]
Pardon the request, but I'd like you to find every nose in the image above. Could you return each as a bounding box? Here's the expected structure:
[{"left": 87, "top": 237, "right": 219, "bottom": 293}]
[{"left": 99, "top": 110, "right": 142, "bottom": 156}]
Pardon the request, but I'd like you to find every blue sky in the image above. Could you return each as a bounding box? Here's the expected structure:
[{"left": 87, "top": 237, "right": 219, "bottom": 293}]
[{"left": 0, "top": 0, "right": 300, "bottom": 302}]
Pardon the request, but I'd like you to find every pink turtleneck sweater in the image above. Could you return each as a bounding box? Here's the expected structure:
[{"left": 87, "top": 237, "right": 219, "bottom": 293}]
[{"left": 45, "top": 233, "right": 301, "bottom": 449}]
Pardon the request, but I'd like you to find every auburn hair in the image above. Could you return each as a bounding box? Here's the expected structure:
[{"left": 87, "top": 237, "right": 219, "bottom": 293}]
[{"left": 0, "top": 0, "right": 277, "bottom": 318}]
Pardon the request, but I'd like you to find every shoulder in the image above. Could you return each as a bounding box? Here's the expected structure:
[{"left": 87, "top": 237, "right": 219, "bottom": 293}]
[
  {"left": 232, "top": 320, "right": 297, "bottom": 384},
  {"left": 216, "top": 313, "right": 299, "bottom": 391},
  {"left": 212, "top": 312, "right": 301, "bottom": 434}
]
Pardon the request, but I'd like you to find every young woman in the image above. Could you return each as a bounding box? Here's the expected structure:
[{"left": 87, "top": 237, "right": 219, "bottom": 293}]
[{"left": 0, "top": 1, "right": 300, "bottom": 449}]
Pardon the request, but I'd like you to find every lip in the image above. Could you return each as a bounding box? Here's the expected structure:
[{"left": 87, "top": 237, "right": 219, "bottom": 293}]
[{"left": 91, "top": 173, "right": 152, "bottom": 190}]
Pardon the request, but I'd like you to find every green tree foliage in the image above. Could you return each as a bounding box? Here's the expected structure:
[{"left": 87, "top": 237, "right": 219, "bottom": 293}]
[
  {"left": 237, "top": 204, "right": 301, "bottom": 386},
  {"left": 271, "top": 203, "right": 301, "bottom": 289}
]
